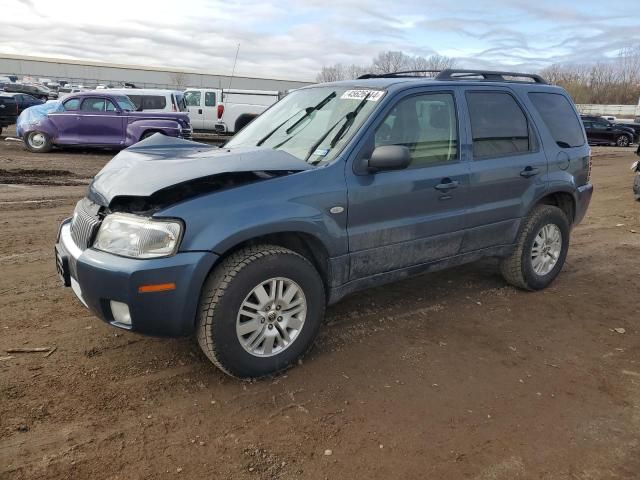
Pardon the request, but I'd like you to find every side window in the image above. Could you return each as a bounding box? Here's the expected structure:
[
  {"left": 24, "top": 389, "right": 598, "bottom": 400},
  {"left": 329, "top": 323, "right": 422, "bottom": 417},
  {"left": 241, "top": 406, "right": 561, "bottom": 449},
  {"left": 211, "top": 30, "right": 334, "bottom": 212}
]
[
  {"left": 105, "top": 100, "right": 117, "bottom": 112},
  {"left": 205, "top": 92, "right": 216, "bottom": 107},
  {"left": 592, "top": 121, "right": 608, "bottom": 130},
  {"left": 81, "top": 98, "right": 105, "bottom": 112},
  {"left": 142, "top": 95, "right": 166, "bottom": 110},
  {"left": 127, "top": 95, "right": 142, "bottom": 111},
  {"left": 63, "top": 98, "right": 81, "bottom": 111},
  {"left": 184, "top": 91, "right": 201, "bottom": 107},
  {"left": 374, "top": 93, "right": 458, "bottom": 168},
  {"left": 467, "top": 91, "right": 530, "bottom": 158},
  {"left": 528, "top": 93, "right": 585, "bottom": 148}
]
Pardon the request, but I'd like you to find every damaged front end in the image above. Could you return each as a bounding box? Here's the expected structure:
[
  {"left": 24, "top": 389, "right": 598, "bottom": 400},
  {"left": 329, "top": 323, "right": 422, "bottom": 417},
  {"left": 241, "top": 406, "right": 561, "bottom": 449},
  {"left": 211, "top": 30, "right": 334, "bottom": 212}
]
[{"left": 87, "top": 134, "right": 313, "bottom": 214}]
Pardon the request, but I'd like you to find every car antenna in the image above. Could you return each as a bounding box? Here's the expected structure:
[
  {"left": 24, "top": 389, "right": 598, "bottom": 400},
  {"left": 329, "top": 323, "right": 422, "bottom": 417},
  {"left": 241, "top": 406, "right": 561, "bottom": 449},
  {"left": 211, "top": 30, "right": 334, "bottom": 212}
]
[{"left": 226, "top": 43, "right": 241, "bottom": 94}]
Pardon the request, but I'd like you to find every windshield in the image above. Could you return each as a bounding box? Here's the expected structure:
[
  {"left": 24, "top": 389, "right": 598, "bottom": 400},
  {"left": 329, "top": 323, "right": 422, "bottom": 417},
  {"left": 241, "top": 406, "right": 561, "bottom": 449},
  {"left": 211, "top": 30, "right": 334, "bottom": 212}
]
[
  {"left": 225, "top": 86, "right": 385, "bottom": 165},
  {"left": 114, "top": 95, "right": 135, "bottom": 111}
]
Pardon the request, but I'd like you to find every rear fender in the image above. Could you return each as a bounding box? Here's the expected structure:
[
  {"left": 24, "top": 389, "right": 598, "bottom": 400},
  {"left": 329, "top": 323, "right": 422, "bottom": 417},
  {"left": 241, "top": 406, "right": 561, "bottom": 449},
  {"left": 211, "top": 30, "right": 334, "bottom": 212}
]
[{"left": 126, "top": 119, "right": 182, "bottom": 145}]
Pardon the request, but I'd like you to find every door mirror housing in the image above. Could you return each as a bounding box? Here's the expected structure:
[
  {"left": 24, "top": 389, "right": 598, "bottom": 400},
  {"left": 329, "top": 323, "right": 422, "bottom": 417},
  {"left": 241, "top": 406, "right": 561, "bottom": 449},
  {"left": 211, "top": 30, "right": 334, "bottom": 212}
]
[{"left": 368, "top": 145, "right": 411, "bottom": 172}]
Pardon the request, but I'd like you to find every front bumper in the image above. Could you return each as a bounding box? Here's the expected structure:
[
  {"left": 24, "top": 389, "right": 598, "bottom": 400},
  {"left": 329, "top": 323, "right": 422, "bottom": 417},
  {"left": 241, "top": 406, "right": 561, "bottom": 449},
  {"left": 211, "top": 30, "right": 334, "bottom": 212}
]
[
  {"left": 55, "top": 220, "right": 218, "bottom": 336},
  {"left": 574, "top": 183, "right": 593, "bottom": 225}
]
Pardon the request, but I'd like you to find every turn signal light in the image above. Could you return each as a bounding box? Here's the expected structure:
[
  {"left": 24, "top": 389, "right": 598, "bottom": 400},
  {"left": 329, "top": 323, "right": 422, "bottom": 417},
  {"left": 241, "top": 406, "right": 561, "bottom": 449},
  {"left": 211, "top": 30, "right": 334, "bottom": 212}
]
[{"left": 138, "top": 282, "right": 176, "bottom": 293}]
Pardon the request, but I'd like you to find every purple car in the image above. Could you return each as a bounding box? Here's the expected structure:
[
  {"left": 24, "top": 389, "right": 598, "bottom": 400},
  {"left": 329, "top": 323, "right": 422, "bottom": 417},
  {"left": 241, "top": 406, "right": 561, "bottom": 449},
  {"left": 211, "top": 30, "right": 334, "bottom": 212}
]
[{"left": 20, "top": 92, "right": 192, "bottom": 153}]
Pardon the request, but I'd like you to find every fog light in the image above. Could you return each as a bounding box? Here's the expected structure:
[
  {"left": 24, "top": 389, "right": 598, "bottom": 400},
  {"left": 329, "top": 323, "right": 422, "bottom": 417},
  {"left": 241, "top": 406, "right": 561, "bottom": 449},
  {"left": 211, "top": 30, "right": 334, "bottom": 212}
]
[{"left": 110, "top": 300, "right": 132, "bottom": 326}]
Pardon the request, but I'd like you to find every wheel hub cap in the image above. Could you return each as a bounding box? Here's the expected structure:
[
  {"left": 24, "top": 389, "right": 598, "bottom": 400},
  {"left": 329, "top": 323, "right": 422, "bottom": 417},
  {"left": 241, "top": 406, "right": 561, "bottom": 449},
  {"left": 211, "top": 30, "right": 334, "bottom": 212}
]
[
  {"left": 30, "top": 133, "right": 45, "bottom": 148},
  {"left": 531, "top": 224, "right": 562, "bottom": 276},
  {"left": 236, "top": 277, "right": 307, "bottom": 357}
]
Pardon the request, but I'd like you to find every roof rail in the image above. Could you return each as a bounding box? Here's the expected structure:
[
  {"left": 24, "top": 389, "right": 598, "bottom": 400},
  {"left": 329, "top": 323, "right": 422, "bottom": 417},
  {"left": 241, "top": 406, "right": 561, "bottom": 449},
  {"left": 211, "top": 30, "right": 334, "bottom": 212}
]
[
  {"left": 435, "top": 69, "right": 548, "bottom": 84},
  {"left": 357, "top": 69, "right": 548, "bottom": 84},
  {"left": 357, "top": 70, "right": 440, "bottom": 79}
]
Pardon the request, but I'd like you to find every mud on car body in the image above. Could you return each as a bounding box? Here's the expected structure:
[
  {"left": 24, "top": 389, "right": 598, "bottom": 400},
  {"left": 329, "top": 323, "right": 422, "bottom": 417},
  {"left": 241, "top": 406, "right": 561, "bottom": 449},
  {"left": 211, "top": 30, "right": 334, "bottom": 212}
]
[{"left": 56, "top": 69, "right": 593, "bottom": 378}]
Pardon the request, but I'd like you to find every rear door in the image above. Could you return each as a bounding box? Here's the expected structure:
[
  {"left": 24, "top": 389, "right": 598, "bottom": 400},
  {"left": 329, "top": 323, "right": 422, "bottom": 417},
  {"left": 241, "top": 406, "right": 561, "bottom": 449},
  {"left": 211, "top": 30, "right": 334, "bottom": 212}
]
[
  {"left": 460, "top": 88, "right": 547, "bottom": 252},
  {"left": 184, "top": 90, "right": 204, "bottom": 129},
  {"left": 202, "top": 91, "right": 218, "bottom": 130},
  {"left": 346, "top": 88, "right": 469, "bottom": 279}
]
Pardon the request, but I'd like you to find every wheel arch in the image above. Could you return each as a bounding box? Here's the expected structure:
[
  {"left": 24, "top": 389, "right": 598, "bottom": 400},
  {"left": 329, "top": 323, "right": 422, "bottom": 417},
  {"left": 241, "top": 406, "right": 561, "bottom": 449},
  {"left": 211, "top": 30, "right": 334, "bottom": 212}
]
[
  {"left": 234, "top": 114, "right": 257, "bottom": 133},
  {"left": 533, "top": 190, "right": 576, "bottom": 224}
]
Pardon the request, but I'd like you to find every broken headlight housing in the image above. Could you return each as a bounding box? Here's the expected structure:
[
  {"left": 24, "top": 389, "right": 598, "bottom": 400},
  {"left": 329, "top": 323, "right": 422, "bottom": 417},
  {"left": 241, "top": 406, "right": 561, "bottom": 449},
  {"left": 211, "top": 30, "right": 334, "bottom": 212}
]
[{"left": 93, "top": 213, "right": 183, "bottom": 259}]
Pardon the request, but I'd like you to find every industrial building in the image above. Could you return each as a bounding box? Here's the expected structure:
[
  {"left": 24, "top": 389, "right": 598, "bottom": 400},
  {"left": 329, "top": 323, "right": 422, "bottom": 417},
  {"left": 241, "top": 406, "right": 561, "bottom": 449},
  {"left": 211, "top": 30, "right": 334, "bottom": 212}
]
[{"left": 0, "top": 53, "right": 312, "bottom": 92}]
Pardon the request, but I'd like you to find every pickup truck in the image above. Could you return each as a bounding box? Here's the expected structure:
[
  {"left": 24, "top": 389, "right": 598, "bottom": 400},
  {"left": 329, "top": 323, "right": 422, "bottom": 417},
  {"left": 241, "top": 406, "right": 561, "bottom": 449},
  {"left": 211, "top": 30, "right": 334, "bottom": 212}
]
[{"left": 184, "top": 88, "right": 280, "bottom": 134}]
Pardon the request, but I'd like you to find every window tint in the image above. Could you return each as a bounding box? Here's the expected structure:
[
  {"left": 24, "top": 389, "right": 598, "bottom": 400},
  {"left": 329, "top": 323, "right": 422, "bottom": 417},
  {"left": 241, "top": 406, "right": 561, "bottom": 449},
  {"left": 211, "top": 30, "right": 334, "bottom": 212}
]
[
  {"left": 467, "top": 92, "right": 530, "bottom": 158},
  {"left": 126, "top": 95, "right": 142, "bottom": 110},
  {"left": 205, "top": 92, "right": 216, "bottom": 107},
  {"left": 374, "top": 93, "right": 458, "bottom": 168},
  {"left": 64, "top": 98, "right": 81, "bottom": 111},
  {"left": 81, "top": 98, "right": 105, "bottom": 112},
  {"left": 528, "top": 93, "right": 584, "bottom": 148},
  {"left": 184, "top": 90, "right": 201, "bottom": 107},
  {"left": 142, "top": 95, "right": 166, "bottom": 110}
]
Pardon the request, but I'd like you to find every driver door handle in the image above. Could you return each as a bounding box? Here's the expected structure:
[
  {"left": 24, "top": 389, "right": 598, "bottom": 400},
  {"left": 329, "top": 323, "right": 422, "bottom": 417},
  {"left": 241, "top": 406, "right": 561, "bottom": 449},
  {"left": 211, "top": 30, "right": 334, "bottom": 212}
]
[
  {"left": 434, "top": 179, "right": 459, "bottom": 191},
  {"left": 520, "top": 166, "right": 539, "bottom": 178}
]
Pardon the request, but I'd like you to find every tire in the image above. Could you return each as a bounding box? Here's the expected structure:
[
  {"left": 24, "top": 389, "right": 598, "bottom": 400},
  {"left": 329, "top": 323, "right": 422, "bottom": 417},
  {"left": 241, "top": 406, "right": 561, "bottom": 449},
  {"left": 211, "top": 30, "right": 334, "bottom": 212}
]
[
  {"left": 616, "top": 135, "right": 631, "bottom": 147},
  {"left": 500, "top": 205, "right": 570, "bottom": 291},
  {"left": 24, "top": 131, "right": 52, "bottom": 153},
  {"left": 197, "top": 244, "right": 325, "bottom": 378}
]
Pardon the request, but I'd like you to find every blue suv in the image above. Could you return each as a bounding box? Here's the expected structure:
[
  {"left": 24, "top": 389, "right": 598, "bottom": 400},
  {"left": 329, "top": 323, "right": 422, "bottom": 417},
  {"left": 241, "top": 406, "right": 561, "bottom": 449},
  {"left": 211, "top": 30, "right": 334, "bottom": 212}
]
[{"left": 55, "top": 69, "right": 593, "bottom": 378}]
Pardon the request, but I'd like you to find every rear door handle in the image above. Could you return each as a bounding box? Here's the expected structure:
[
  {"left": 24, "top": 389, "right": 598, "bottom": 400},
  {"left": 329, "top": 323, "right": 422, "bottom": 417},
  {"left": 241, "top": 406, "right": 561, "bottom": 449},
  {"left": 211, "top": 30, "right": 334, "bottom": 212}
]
[
  {"left": 520, "top": 166, "right": 539, "bottom": 178},
  {"left": 434, "top": 179, "right": 459, "bottom": 191}
]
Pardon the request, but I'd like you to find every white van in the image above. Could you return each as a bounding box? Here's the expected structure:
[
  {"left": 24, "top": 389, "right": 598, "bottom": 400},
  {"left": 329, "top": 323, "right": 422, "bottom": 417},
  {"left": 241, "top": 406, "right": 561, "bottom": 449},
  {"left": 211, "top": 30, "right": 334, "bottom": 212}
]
[
  {"left": 103, "top": 89, "right": 187, "bottom": 113},
  {"left": 184, "top": 88, "right": 280, "bottom": 134}
]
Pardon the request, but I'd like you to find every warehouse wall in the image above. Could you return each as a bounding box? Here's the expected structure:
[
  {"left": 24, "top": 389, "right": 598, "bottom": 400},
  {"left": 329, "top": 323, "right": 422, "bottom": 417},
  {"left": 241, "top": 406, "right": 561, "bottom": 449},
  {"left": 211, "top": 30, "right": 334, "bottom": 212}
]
[{"left": 0, "top": 54, "right": 312, "bottom": 92}]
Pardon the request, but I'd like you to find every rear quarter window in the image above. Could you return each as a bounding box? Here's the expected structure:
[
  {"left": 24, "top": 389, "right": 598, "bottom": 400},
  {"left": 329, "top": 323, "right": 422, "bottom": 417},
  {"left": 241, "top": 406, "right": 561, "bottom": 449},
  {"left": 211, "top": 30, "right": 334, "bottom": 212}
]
[
  {"left": 528, "top": 92, "right": 585, "bottom": 148},
  {"left": 142, "top": 95, "right": 166, "bottom": 110}
]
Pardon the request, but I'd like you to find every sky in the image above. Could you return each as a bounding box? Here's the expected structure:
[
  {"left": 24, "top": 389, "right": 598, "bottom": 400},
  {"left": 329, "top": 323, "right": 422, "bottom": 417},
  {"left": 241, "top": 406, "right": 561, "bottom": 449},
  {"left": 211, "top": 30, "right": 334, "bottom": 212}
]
[{"left": 1, "top": 0, "right": 639, "bottom": 81}]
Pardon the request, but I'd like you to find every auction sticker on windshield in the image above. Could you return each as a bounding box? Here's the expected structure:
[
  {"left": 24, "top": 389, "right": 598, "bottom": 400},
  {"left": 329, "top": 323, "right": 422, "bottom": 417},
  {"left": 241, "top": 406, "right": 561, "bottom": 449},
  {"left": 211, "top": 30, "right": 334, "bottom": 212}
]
[{"left": 341, "top": 89, "right": 385, "bottom": 101}]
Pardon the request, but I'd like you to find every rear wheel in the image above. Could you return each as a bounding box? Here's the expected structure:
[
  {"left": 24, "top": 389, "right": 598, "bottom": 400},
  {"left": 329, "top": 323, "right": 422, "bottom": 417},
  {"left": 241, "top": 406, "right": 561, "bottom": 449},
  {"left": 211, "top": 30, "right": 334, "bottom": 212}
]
[
  {"left": 141, "top": 130, "right": 164, "bottom": 140},
  {"left": 616, "top": 135, "right": 631, "bottom": 147},
  {"left": 197, "top": 244, "right": 325, "bottom": 378},
  {"left": 500, "top": 205, "right": 570, "bottom": 290},
  {"left": 24, "top": 131, "right": 52, "bottom": 153}
]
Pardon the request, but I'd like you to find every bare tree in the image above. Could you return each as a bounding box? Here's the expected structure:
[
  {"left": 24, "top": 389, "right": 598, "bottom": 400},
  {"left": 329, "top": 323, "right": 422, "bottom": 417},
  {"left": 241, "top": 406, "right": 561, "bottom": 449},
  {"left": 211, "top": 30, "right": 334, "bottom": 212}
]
[
  {"left": 169, "top": 71, "right": 189, "bottom": 89},
  {"left": 371, "top": 51, "right": 413, "bottom": 74},
  {"left": 316, "top": 64, "right": 347, "bottom": 83},
  {"left": 411, "top": 54, "right": 457, "bottom": 76}
]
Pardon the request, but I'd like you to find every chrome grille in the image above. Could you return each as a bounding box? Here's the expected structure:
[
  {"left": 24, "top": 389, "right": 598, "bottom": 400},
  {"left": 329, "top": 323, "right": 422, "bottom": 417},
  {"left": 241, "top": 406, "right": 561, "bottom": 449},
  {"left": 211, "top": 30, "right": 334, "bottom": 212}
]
[{"left": 70, "top": 198, "right": 101, "bottom": 250}]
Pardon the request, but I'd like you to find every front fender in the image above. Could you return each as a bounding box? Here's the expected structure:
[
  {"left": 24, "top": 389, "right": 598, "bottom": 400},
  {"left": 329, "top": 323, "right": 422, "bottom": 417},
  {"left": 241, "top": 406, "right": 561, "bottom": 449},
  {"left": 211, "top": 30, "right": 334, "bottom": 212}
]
[
  {"left": 126, "top": 119, "right": 181, "bottom": 145},
  {"left": 156, "top": 166, "right": 349, "bottom": 258},
  {"left": 18, "top": 116, "right": 57, "bottom": 140}
]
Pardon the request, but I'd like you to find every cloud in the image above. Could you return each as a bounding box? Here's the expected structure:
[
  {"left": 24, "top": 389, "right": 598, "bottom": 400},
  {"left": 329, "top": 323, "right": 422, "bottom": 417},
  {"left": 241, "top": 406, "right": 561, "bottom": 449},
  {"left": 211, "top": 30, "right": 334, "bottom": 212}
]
[{"left": 0, "top": 0, "right": 639, "bottom": 81}]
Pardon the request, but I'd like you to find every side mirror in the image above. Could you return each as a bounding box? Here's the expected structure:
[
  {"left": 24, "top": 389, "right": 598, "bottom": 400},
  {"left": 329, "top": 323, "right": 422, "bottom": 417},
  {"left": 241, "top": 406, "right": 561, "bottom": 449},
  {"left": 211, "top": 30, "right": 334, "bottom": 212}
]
[{"left": 368, "top": 145, "right": 411, "bottom": 172}]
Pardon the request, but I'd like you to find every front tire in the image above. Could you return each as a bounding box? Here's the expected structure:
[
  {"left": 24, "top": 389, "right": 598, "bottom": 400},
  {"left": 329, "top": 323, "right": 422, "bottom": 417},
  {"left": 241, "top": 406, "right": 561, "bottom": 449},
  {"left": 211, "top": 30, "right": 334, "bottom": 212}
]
[
  {"left": 24, "top": 131, "right": 52, "bottom": 153},
  {"left": 616, "top": 135, "right": 631, "bottom": 147},
  {"left": 500, "top": 205, "right": 570, "bottom": 290},
  {"left": 197, "top": 245, "right": 325, "bottom": 378}
]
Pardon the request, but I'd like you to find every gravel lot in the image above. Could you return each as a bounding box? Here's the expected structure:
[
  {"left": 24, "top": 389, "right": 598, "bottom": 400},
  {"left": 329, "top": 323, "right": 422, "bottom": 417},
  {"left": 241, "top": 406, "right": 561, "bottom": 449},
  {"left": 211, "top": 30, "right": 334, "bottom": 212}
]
[{"left": 1, "top": 127, "right": 639, "bottom": 479}]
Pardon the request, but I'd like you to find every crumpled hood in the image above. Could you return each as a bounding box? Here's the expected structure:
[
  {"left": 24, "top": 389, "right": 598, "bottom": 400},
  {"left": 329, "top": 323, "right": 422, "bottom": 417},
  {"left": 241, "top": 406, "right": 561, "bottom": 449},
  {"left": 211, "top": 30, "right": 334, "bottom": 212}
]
[{"left": 89, "top": 135, "right": 312, "bottom": 205}]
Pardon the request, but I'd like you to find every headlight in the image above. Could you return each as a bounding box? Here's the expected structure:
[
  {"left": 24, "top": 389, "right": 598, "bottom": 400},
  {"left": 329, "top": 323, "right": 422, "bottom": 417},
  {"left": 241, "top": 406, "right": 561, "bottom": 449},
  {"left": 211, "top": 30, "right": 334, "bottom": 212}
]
[{"left": 93, "top": 213, "right": 182, "bottom": 259}]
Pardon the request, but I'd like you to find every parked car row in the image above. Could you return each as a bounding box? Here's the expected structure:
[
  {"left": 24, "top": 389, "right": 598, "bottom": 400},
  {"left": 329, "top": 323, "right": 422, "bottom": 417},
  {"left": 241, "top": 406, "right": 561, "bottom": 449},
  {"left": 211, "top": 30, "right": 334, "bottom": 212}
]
[{"left": 0, "top": 92, "right": 45, "bottom": 135}]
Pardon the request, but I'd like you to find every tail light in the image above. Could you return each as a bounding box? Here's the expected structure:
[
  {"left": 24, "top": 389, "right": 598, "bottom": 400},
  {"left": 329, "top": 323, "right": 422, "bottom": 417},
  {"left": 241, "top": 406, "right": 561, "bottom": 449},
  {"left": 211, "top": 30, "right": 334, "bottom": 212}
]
[
  {"left": 217, "top": 104, "right": 224, "bottom": 119},
  {"left": 587, "top": 148, "right": 592, "bottom": 182},
  {"left": 172, "top": 104, "right": 177, "bottom": 112}
]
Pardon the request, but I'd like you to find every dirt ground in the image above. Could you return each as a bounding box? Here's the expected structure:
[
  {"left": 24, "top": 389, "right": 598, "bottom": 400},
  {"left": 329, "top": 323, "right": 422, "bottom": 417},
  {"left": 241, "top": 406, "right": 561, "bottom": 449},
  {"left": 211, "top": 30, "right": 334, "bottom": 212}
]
[{"left": 1, "top": 125, "right": 639, "bottom": 480}]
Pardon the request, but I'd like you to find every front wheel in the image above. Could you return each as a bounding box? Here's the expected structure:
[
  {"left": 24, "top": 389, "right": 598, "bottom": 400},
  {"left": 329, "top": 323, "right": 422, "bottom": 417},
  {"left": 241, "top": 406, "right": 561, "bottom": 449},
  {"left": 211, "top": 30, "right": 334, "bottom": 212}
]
[
  {"left": 616, "top": 135, "right": 631, "bottom": 147},
  {"left": 501, "top": 205, "right": 570, "bottom": 290},
  {"left": 24, "top": 131, "right": 52, "bottom": 153},
  {"left": 197, "top": 245, "right": 325, "bottom": 378}
]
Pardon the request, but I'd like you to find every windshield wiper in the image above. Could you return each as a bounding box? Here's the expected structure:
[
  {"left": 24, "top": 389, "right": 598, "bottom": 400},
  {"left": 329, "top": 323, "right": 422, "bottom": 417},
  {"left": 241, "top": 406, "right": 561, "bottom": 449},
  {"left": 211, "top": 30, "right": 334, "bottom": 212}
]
[
  {"left": 256, "top": 91, "right": 336, "bottom": 147},
  {"left": 303, "top": 93, "right": 371, "bottom": 162}
]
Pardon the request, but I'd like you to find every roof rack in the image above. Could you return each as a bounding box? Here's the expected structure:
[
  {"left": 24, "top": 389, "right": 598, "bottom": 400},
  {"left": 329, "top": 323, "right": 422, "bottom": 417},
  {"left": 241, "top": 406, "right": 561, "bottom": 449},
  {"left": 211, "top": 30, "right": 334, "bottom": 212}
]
[
  {"left": 357, "top": 68, "right": 548, "bottom": 84},
  {"left": 435, "top": 69, "right": 547, "bottom": 84}
]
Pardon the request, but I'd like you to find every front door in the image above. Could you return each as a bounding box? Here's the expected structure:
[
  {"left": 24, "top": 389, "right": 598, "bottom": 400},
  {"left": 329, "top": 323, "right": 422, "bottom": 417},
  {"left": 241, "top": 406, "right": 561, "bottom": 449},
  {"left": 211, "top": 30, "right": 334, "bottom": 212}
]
[
  {"left": 346, "top": 89, "right": 469, "bottom": 279},
  {"left": 77, "top": 97, "right": 124, "bottom": 145},
  {"left": 460, "top": 88, "right": 548, "bottom": 251},
  {"left": 185, "top": 90, "right": 204, "bottom": 129}
]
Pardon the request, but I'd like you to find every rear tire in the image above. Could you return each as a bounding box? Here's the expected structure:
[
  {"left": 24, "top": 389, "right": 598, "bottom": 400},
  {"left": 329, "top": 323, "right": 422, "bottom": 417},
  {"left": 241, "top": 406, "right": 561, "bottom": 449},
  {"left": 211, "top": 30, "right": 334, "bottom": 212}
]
[
  {"left": 24, "top": 131, "right": 52, "bottom": 153},
  {"left": 197, "top": 244, "right": 325, "bottom": 379},
  {"left": 616, "top": 135, "right": 631, "bottom": 147},
  {"left": 500, "top": 205, "right": 570, "bottom": 290}
]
